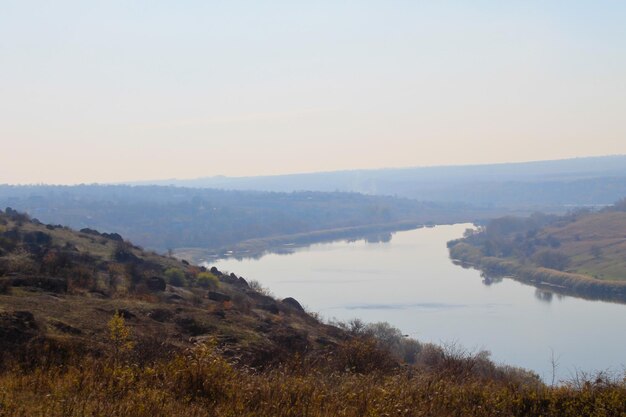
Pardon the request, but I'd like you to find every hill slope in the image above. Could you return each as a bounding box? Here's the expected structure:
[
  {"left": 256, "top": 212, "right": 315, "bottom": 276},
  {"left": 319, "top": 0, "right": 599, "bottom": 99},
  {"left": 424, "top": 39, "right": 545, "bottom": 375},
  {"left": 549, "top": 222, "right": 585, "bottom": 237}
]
[
  {"left": 448, "top": 201, "right": 626, "bottom": 302},
  {"left": 0, "top": 207, "right": 344, "bottom": 367}
]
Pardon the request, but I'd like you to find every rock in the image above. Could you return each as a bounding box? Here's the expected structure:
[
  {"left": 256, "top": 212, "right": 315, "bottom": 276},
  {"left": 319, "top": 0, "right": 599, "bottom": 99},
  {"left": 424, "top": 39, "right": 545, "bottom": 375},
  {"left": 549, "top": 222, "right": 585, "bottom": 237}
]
[
  {"left": 22, "top": 231, "right": 52, "bottom": 245},
  {"left": 117, "top": 309, "right": 135, "bottom": 319},
  {"left": 210, "top": 266, "right": 222, "bottom": 276},
  {"left": 282, "top": 297, "right": 305, "bottom": 312},
  {"left": 103, "top": 232, "right": 124, "bottom": 242},
  {"left": 208, "top": 291, "right": 231, "bottom": 302},
  {"left": 166, "top": 293, "right": 184, "bottom": 302},
  {"left": 220, "top": 274, "right": 249, "bottom": 288},
  {"left": 315, "top": 337, "right": 336, "bottom": 347},
  {"left": 146, "top": 276, "right": 166, "bottom": 292},
  {"left": 211, "top": 310, "right": 226, "bottom": 319},
  {"left": 246, "top": 291, "right": 275, "bottom": 305},
  {"left": 8, "top": 276, "right": 67, "bottom": 293},
  {"left": 88, "top": 290, "right": 107, "bottom": 299}
]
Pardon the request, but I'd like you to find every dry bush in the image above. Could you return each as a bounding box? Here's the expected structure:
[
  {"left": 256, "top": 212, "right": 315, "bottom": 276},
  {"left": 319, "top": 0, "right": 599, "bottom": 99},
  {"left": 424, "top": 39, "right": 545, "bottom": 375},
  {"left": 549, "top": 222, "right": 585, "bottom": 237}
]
[{"left": 1, "top": 340, "right": 625, "bottom": 417}]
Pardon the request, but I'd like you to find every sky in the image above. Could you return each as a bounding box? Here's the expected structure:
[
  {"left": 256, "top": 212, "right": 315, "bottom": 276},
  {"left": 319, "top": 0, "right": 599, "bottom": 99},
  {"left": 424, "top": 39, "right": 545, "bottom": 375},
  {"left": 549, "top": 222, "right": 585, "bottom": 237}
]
[{"left": 1, "top": 1, "right": 625, "bottom": 184}]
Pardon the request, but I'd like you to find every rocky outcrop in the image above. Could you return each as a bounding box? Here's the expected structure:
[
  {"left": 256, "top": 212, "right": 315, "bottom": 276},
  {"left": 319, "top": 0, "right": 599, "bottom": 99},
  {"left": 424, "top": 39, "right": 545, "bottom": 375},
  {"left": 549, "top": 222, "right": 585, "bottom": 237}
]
[
  {"left": 5, "top": 276, "right": 67, "bottom": 293},
  {"left": 282, "top": 297, "right": 305, "bottom": 312},
  {"left": 208, "top": 291, "right": 231, "bottom": 302}
]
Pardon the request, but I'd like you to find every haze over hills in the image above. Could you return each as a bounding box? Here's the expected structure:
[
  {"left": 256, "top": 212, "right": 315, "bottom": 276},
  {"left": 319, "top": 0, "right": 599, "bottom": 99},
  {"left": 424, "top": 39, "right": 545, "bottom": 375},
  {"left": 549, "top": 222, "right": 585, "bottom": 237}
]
[
  {"left": 131, "top": 155, "right": 626, "bottom": 208},
  {"left": 0, "top": 185, "right": 486, "bottom": 254},
  {"left": 3, "top": 156, "right": 626, "bottom": 255}
]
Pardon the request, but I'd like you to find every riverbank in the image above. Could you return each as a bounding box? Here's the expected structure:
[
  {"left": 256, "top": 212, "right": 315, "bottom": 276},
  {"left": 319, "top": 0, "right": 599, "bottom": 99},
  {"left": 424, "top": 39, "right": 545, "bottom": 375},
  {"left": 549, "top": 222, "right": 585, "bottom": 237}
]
[
  {"left": 448, "top": 242, "right": 626, "bottom": 304},
  {"left": 174, "top": 220, "right": 429, "bottom": 263}
]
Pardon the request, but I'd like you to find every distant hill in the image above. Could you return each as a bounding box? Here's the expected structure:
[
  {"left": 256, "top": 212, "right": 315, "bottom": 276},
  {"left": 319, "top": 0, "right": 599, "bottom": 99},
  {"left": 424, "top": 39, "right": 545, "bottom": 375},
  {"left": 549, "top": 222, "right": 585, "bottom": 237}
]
[
  {"left": 448, "top": 200, "right": 626, "bottom": 302},
  {"left": 132, "top": 155, "right": 626, "bottom": 209},
  {"left": 0, "top": 185, "right": 500, "bottom": 253}
]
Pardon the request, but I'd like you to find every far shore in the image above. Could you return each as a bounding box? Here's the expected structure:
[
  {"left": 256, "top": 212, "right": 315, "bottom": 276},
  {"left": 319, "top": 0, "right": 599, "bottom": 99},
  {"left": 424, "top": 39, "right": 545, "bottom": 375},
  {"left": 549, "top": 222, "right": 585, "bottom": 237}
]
[
  {"left": 173, "top": 220, "right": 436, "bottom": 263},
  {"left": 449, "top": 242, "right": 626, "bottom": 304}
]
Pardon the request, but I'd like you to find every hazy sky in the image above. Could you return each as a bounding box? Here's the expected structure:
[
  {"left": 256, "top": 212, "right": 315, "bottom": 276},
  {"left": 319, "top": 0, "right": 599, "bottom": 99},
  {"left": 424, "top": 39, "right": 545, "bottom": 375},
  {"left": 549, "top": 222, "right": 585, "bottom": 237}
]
[{"left": 1, "top": 1, "right": 625, "bottom": 184}]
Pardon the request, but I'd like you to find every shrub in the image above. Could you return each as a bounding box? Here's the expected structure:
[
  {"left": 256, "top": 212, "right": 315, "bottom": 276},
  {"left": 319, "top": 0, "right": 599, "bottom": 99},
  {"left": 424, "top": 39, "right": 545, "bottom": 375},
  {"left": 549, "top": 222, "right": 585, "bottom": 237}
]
[
  {"left": 196, "top": 272, "right": 218, "bottom": 289},
  {"left": 248, "top": 279, "right": 272, "bottom": 296},
  {"left": 164, "top": 268, "right": 186, "bottom": 287}
]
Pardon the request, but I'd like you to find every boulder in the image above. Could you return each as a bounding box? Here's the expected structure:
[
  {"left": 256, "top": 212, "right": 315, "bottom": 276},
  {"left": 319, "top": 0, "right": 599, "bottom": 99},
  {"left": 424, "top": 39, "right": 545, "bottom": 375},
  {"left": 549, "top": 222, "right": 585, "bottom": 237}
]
[
  {"left": 117, "top": 309, "right": 136, "bottom": 319},
  {"left": 8, "top": 276, "right": 67, "bottom": 293},
  {"left": 220, "top": 273, "right": 247, "bottom": 287},
  {"left": 282, "top": 297, "right": 305, "bottom": 312},
  {"left": 103, "top": 232, "right": 124, "bottom": 242},
  {"left": 208, "top": 291, "right": 231, "bottom": 302},
  {"left": 166, "top": 293, "right": 184, "bottom": 302}
]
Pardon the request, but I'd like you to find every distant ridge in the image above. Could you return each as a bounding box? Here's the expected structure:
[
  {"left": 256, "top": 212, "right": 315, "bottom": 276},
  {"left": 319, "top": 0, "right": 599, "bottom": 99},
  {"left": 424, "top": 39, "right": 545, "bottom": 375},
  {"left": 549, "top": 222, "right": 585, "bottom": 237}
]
[
  {"left": 127, "top": 155, "right": 626, "bottom": 189},
  {"left": 127, "top": 155, "right": 626, "bottom": 207}
]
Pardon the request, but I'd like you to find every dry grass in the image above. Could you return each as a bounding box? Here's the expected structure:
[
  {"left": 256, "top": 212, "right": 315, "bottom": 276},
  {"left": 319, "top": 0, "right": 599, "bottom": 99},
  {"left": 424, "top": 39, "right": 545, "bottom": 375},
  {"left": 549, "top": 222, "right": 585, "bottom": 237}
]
[
  {"left": 1, "top": 341, "right": 625, "bottom": 417},
  {"left": 539, "top": 212, "right": 626, "bottom": 281}
]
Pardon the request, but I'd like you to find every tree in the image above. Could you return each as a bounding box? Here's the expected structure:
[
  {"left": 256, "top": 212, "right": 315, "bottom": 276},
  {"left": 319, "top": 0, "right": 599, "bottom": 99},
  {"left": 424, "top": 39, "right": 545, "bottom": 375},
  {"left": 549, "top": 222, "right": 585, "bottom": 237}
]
[
  {"left": 532, "top": 250, "right": 570, "bottom": 271},
  {"left": 108, "top": 310, "right": 134, "bottom": 365}
]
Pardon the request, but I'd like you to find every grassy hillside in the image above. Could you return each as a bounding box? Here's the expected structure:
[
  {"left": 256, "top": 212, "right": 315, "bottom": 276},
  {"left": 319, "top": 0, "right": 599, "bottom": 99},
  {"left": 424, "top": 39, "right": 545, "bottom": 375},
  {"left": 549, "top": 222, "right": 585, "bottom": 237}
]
[
  {"left": 0, "top": 208, "right": 345, "bottom": 367},
  {"left": 538, "top": 211, "right": 626, "bottom": 281},
  {"left": 1, "top": 209, "right": 626, "bottom": 416},
  {"left": 448, "top": 202, "right": 626, "bottom": 302}
]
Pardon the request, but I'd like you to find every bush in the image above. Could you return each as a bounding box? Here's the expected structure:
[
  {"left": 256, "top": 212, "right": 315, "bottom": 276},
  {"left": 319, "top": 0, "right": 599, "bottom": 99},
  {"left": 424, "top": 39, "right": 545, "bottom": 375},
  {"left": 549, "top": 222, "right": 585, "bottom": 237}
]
[
  {"left": 164, "top": 268, "right": 186, "bottom": 287},
  {"left": 196, "top": 272, "right": 218, "bottom": 289},
  {"left": 363, "top": 321, "right": 422, "bottom": 364}
]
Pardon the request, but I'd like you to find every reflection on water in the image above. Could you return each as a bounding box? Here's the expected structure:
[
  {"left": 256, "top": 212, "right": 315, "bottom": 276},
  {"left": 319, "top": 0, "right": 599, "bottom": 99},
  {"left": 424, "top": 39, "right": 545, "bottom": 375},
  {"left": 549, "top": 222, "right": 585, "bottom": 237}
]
[
  {"left": 535, "top": 289, "right": 553, "bottom": 303},
  {"left": 481, "top": 274, "right": 504, "bottom": 286},
  {"left": 211, "top": 224, "right": 626, "bottom": 382},
  {"left": 196, "top": 230, "right": 414, "bottom": 262}
]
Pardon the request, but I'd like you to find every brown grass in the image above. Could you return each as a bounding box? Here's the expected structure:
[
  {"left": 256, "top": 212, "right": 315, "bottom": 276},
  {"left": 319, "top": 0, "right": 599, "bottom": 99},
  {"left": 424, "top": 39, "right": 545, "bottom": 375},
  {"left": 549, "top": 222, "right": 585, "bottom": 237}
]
[{"left": 1, "top": 341, "right": 625, "bottom": 417}]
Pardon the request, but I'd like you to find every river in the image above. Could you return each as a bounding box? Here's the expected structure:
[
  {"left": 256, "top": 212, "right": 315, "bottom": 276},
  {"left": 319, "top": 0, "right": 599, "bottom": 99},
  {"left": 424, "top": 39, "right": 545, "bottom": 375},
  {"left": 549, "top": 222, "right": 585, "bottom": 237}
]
[{"left": 209, "top": 224, "right": 626, "bottom": 382}]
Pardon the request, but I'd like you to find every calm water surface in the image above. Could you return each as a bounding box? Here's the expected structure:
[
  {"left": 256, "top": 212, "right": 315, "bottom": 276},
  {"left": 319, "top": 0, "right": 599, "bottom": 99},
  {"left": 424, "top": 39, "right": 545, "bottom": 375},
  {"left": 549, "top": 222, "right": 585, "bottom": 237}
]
[{"left": 211, "top": 224, "right": 626, "bottom": 381}]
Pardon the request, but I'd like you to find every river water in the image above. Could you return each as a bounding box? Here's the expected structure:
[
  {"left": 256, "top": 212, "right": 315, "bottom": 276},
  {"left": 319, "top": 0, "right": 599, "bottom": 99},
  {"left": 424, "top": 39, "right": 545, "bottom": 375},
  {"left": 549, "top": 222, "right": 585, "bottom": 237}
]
[{"left": 209, "top": 224, "right": 626, "bottom": 381}]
